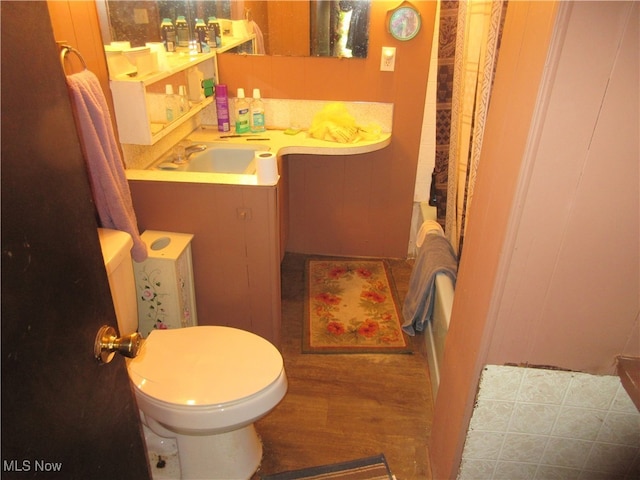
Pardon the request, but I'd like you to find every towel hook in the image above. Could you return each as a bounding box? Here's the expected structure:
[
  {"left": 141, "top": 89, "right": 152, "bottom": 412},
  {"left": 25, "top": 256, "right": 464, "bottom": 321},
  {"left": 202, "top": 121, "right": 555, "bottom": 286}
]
[{"left": 58, "top": 42, "right": 87, "bottom": 73}]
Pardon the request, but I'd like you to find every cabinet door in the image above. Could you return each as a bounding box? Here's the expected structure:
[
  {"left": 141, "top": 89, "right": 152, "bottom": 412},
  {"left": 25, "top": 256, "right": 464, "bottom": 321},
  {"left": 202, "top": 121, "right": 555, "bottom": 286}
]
[
  {"left": 110, "top": 80, "right": 152, "bottom": 143},
  {"left": 128, "top": 181, "right": 282, "bottom": 347}
]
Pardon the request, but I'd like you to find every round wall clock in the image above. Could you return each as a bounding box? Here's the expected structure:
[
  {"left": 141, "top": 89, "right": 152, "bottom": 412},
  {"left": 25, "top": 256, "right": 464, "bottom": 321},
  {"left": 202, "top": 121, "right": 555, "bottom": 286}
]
[{"left": 388, "top": 4, "right": 422, "bottom": 41}]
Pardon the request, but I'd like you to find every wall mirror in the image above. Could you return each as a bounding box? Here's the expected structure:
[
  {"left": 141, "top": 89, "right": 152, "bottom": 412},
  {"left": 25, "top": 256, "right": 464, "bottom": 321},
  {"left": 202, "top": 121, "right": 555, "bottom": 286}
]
[{"left": 97, "top": 0, "right": 371, "bottom": 58}]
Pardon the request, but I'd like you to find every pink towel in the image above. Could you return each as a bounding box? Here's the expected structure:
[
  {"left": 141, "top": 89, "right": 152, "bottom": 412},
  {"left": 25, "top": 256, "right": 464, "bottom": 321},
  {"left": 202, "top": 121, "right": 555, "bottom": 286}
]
[{"left": 66, "top": 70, "right": 147, "bottom": 261}]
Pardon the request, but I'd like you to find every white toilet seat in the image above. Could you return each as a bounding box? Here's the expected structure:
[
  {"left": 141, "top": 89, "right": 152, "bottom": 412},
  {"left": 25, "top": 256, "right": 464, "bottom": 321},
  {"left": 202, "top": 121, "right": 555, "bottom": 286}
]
[{"left": 128, "top": 326, "right": 284, "bottom": 407}]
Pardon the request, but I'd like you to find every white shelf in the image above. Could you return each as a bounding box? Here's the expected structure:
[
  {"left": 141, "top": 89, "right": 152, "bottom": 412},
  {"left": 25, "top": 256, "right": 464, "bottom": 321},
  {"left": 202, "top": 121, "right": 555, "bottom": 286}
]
[
  {"left": 217, "top": 34, "right": 256, "bottom": 54},
  {"left": 109, "top": 52, "right": 218, "bottom": 145},
  {"left": 147, "top": 96, "right": 213, "bottom": 143},
  {"left": 112, "top": 51, "right": 217, "bottom": 86}
]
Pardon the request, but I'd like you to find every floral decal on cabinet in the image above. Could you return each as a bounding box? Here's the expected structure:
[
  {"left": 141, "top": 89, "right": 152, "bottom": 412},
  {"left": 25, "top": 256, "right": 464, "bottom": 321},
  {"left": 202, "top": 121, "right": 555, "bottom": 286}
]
[
  {"left": 133, "top": 235, "right": 197, "bottom": 338},
  {"left": 137, "top": 267, "right": 169, "bottom": 331}
]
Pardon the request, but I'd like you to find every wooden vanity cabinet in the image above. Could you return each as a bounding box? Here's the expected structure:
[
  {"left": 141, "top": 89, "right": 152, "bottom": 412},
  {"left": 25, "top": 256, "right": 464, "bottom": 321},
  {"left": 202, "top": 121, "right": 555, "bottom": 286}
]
[{"left": 128, "top": 180, "right": 282, "bottom": 347}]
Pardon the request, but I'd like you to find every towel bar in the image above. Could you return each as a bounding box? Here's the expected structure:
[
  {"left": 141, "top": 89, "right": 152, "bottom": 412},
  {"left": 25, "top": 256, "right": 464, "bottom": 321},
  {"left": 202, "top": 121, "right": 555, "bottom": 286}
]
[{"left": 59, "top": 43, "right": 87, "bottom": 73}]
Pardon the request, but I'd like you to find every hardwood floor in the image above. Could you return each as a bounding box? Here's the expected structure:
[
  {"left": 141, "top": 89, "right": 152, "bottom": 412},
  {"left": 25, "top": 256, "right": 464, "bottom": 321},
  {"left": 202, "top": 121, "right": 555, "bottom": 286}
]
[{"left": 252, "top": 253, "right": 434, "bottom": 480}]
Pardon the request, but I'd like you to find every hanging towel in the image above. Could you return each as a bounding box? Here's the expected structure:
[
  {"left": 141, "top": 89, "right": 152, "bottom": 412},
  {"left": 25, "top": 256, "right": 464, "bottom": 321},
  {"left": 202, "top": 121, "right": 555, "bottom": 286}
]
[
  {"left": 249, "top": 20, "right": 265, "bottom": 54},
  {"left": 66, "top": 69, "right": 147, "bottom": 261},
  {"left": 402, "top": 234, "right": 458, "bottom": 335}
]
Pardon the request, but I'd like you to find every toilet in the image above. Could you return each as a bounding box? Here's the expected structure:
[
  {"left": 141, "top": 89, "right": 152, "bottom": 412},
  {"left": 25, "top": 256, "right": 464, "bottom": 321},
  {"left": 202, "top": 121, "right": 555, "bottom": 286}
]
[{"left": 98, "top": 228, "right": 287, "bottom": 479}]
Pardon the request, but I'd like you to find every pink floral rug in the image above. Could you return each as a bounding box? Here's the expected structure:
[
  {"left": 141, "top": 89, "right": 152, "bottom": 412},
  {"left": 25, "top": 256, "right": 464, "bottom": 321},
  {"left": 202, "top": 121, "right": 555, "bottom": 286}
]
[{"left": 304, "top": 259, "right": 409, "bottom": 353}]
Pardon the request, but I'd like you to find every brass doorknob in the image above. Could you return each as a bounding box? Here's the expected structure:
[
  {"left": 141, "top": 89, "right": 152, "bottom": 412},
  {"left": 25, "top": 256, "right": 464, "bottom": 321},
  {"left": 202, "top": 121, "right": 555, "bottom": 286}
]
[{"left": 94, "top": 325, "right": 141, "bottom": 364}]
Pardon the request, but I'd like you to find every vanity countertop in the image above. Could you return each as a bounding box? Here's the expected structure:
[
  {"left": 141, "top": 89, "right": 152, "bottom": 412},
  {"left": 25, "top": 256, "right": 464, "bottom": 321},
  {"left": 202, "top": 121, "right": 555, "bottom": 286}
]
[
  {"left": 187, "top": 127, "right": 391, "bottom": 156},
  {"left": 125, "top": 128, "right": 391, "bottom": 185}
]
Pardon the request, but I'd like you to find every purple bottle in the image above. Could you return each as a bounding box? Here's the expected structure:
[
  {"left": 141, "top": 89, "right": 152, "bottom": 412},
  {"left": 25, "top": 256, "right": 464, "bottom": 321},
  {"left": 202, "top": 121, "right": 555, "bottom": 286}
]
[{"left": 215, "top": 84, "right": 230, "bottom": 132}]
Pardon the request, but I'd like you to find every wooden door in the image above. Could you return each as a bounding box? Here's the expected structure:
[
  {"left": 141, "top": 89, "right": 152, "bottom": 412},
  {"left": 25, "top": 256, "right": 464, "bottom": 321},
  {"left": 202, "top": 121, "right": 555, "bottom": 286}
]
[{"left": 1, "top": 2, "right": 150, "bottom": 478}]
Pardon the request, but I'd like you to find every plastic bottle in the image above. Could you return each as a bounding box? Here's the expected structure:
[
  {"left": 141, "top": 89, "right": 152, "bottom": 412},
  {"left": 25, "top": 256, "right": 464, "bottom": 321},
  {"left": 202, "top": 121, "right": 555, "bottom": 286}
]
[
  {"left": 235, "top": 88, "right": 251, "bottom": 134},
  {"left": 175, "top": 16, "right": 189, "bottom": 48},
  {"left": 250, "top": 88, "right": 266, "bottom": 133},
  {"left": 178, "top": 85, "right": 190, "bottom": 115},
  {"left": 207, "top": 17, "right": 221, "bottom": 49},
  {"left": 160, "top": 18, "right": 176, "bottom": 52},
  {"left": 187, "top": 67, "right": 204, "bottom": 102},
  {"left": 165, "top": 84, "right": 177, "bottom": 122},
  {"left": 215, "top": 84, "right": 230, "bottom": 132},
  {"left": 194, "top": 18, "right": 209, "bottom": 53}
]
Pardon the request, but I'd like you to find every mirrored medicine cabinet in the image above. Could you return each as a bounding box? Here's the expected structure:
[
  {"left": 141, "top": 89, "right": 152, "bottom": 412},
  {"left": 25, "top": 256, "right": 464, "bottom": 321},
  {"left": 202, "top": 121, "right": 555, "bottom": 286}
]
[{"left": 97, "top": 0, "right": 371, "bottom": 58}]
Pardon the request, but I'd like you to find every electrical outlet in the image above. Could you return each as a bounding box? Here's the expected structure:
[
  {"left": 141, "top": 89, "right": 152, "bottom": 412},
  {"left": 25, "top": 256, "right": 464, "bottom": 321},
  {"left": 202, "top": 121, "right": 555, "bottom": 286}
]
[{"left": 380, "top": 47, "right": 396, "bottom": 72}]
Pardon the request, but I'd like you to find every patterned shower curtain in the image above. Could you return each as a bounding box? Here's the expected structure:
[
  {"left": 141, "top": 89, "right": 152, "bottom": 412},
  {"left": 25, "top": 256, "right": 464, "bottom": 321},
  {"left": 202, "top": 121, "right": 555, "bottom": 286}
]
[{"left": 433, "top": 0, "right": 508, "bottom": 256}]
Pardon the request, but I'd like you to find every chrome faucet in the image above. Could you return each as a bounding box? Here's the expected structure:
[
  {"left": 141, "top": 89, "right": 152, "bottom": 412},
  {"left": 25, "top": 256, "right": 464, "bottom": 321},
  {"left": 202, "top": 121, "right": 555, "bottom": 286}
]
[
  {"left": 172, "top": 143, "right": 207, "bottom": 164},
  {"left": 185, "top": 144, "right": 207, "bottom": 157}
]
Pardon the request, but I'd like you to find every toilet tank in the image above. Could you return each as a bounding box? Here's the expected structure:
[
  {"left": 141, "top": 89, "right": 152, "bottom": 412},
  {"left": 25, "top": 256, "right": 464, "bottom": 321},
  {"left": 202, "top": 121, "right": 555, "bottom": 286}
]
[{"left": 97, "top": 228, "right": 138, "bottom": 335}]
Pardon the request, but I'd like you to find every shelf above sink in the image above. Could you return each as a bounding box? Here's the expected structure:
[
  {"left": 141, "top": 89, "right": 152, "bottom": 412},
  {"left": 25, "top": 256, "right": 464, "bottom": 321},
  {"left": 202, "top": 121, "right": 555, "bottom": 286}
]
[
  {"left": 110, "top": 52, "right": 218, "bottom": 145},
  {"left": 112, "top": 51, "right": 217, "bottom": 86}
]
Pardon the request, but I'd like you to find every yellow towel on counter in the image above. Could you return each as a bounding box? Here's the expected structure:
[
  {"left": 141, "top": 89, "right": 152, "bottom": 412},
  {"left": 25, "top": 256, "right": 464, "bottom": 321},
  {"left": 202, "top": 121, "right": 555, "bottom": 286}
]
[{"left": 308, "top": 102, "right": 381, "bottom": 143}]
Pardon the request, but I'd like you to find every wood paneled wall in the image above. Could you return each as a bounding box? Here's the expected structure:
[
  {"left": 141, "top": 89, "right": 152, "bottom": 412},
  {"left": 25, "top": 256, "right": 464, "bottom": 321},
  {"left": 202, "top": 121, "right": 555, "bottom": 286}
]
[
  {"left": 219, "top": 1, "right": 436, "bottom": 257},
  {"left": 266, "top": 1, "right": 310, "bottom": 56},
  {"left": 47, "top": 0, "right": 117, "bottom": 134}
]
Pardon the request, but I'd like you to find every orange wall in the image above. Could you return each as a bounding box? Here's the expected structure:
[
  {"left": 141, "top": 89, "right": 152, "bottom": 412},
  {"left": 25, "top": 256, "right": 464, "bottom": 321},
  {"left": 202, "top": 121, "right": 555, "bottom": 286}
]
[
  {"left": 47, "top": 0, "right": 125, "bottom": 146},
  {"left": 47, "top": 1, "right": 111, "bottom": 110},
  {"left": 267, "top": 0, "right": 310, "bottom": 56},
  {"left": 218, "top": 1, "right": 436, "bottom": 257}
]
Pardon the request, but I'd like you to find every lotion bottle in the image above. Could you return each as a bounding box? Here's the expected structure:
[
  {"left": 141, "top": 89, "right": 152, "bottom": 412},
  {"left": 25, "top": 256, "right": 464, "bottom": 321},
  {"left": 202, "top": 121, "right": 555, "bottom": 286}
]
[
  {"left": 165, "top": 84, "right": 177, "bottom": 122},
  {"left": 178, "top": 85, "right": 190, "bottom": 116},
  {"left": 250, "top": 88, "right": 266, "bottom": 133},
  {"left": 235, "top": 88, "right": 250, "bottom": 134}
]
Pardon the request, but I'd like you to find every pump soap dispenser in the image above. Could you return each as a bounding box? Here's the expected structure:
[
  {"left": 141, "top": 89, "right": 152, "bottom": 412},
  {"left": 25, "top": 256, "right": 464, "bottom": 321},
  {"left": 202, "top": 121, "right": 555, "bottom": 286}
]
[
  {"left": 250, "top": 89, "right": 266, "bottom": 133},
  {"left": 235, "top": 88, "right": 250, "bottom": 134}
]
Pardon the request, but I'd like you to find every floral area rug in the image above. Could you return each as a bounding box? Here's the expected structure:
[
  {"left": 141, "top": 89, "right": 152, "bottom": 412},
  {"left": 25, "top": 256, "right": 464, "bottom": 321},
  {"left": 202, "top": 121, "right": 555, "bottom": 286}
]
[{"left": 304, "top": 258, "right": 409, "bottom": 353}]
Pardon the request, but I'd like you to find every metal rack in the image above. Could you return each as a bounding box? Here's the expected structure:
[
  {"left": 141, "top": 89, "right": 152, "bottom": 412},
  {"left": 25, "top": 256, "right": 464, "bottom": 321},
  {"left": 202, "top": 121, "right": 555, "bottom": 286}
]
[{"left": 58, "top": 43, "right": 87, "bottom": 74}]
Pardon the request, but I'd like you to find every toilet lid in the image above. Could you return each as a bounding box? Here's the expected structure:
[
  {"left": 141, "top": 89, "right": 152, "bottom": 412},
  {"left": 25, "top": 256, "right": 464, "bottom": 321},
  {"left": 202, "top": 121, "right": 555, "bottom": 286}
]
[{"left": 127, "top": 326, "right": 283, "bottom": 406}]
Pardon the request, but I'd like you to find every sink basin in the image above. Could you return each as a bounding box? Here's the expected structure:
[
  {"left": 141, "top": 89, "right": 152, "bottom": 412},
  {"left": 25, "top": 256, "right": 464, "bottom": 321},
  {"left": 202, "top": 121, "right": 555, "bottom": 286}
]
[
  {"left": 187, "top": 145, "right": 265, "bottom": 174},
  {"left": 153, "top": 144, "right": 269, "bottom": 174}
]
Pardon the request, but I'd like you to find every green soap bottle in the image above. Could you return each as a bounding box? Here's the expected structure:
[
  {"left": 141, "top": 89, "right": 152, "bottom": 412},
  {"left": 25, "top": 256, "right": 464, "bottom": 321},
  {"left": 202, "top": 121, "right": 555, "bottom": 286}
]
[
  {"left": 235, "top": 88, "right": 250, "bottom": 134},
  {"left": 250, "top": 88, "right": 266, "bottom": 133}
]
